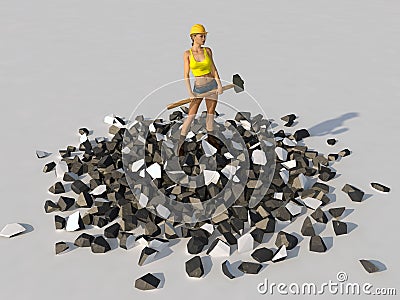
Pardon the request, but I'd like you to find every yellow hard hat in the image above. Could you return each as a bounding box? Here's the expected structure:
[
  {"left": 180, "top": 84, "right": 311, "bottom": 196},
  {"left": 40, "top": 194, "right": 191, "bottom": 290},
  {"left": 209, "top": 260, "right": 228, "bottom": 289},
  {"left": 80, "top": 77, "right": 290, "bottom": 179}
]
[{"left": 190, "top": 24, "right": 208, "bottom": 36}]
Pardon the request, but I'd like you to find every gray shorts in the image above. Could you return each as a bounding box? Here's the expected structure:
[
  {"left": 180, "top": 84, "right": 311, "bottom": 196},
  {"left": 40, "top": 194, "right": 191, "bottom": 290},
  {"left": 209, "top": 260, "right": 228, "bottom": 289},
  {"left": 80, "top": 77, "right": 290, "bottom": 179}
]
[{"left": 193, "top": 79, "right": 218, "bottom": 94}]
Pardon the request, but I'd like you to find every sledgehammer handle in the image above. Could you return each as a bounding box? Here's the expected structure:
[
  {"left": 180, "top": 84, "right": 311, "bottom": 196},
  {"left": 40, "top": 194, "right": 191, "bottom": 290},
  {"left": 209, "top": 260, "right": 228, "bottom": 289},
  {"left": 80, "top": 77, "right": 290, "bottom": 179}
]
[{"left": 166, "top": 84, "right": 234, "bottom": 110}]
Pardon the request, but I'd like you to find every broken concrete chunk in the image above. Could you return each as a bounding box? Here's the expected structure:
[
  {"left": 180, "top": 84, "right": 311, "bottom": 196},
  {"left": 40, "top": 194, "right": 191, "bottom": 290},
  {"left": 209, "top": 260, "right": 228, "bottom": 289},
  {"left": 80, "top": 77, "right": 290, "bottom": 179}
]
[
  {"left": 237, "top": 232, "right": 254, "bottom": 253},
  {"left": 251, "top": 247, "right": 273, "bottom": 263},
  {"left": 309, "top": 235, "right": 327, "bottom": 252},
  {"left": 0, "top": 223, "right": 26, "bottom": 238},
  {"left": 342, "top": 184, "right": 364, "bottom": 202},
  {"left": 185, "top": 256, "right": 204, "bottom": 278},
  {"left": 74, "top": 233, "right": 95, "bottom": 247},
  {"left": 301, "top": 216, "right": 315, "bottom": 236},
  {"left": 370, "top": 182, "right": 390, "bottom": 193},
  {"left": 206, "top": 238, "right": 230, "bottom": 257},
  {"left": 91, "top": 236, "right": 111, "bottom": 253},
  {"left": 238, "top": 261, "right": 262, "bottom": 274},
  {"left": 48, "top": 182, "right": 65, "bottom": 194},
  {"left": 55, "top": 242, "right": 69, "bottom": 254},
  {"left": 134, "top": 273, "right": 161, "bottom": 290}
]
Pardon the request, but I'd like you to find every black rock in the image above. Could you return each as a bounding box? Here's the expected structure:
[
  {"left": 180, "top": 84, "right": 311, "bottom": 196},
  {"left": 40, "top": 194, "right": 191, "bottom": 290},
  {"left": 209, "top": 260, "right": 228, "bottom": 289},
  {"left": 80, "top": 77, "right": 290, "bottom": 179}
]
[
  {"left": 134, "top": 273, "right": 161, "bottom": 290},
  {"left": 118, "top": 232, "right": 135, "bottom": 250},
  {"left": 301, "top": 216, "right": 315, "bottom": 236},
  {"left": 44, "top": 200, "right": 60, "bottom": 213},
  {"left": 275, "top": 231, "right": 298, "bottom": 250},
  {"left": 91, "top": 236, "right": 111, "bottom": 253},
  {"left": 57, "top": 196, "right": 75, "bottom": 211},
  {"left": 187, "top": 236, "right": 208, "bottom": 254},
  {"left": 104, "top": 223, "right": 120, "bottom": 238},
  {"left": 138, "top": 247, "right": 158, "bottom": 266},
  {"left": 185, "top": 256, "right": 204, "bottom": 278},
  {"left": 370, "top": 182, "right": 390, "bottom": 193},
  {"left": 251, "top": 247, "right": 273, "bottom": 263},
  {"left": 238, "top": 261, "right": 262, "bottom": 274},
  {"left": 311, "top": 208, "right": 328, "bottom": 223},
  {"left": 48, "top": 182, "right": 65, "bottom": 194},
  {"left": 79, "top": 127, "right": 89, "bottom": 135},
  {"left": 71, "top": 180, "right": 90, "bottom": 194},
  {"left": 359, "top": 260, "right": 380, "bottom": 273},
  {"left": 222, "top": 260, "right": 237, "bottom": 279},
  {"left": 250, "top": 228, "right": 264, "bottom": 244},
  {"left": 309, "top": 235, "right": 327, "bottom": 253},
  {"left": 338, "top": 148, "right": 351, "bottom": 157},
  {"left": 54, "top": 215, "right": 66, "bottom": 229},
  {"left": 327, "top": 138, "right": 337, "bottom": 145},
  {"left": 55, "top": 242, "right": 69, "bottom": 254},
  {"left": 63, "top": 172, "right": 78, "bottom": 182},
  {"left": 74, "top": 233, "right": 95, "bottom": 247},
  {"left": 342, "top": 184, "right": 364, "bottom": 202},
  {"left": 43, "top": 161, "right": 56, "bottom": 173},
  {"left": 98, "top": 155, "right": 114, "bottom": 168},
  {"left": 92, "top": 216, "right": 108, "bottom": 228},
  {"left": 76, "top": 191, "right": 94, "bottom": 208},
  {"left": 328, "top": 207, "right": 346, "bottom": 218},
  {"left": 281, "top": 114, "right": 296, "bottom": 126},
  {"left": 332, "top": 220, "right": 347, "bottom": 236},
  {"left": 293, "top": 129, "right": 310, "bottom": 141}
]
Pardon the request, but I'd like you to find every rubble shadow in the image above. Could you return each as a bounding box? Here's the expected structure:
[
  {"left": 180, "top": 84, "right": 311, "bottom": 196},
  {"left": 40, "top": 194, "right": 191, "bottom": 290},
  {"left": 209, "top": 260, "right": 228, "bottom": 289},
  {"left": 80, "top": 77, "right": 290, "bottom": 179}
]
[
  {"left": 362, "top": 194, "right": 373, "bottom": 201},
  {"left": 346, "top": 222, "right": 358, "bottom": 234},
  {"left": 201, "top": 255, "right": 213, "bottom": 276},
  {"left": 19, "top": 223, "right": 34, "bottom": 235},
  {"left": 323, "top": 236, "right": 334, "bottom": 251},
  {"left": 340, "top": 208, "right": 355, "bottom": 219},
  {"left": 368, "top": 260, "right": 387, "bottom": 272},
  {"left": 286, "top": 245, "right": 300, "bottom": 260},
  {"left": 313, "top": 223, "right": 327, "bottom": 235},
  {"left": 308, "top": 112, "right": 359, "bottom": 136},
  {"left": 229, "top": 260, "right": 244, "bottom": 278}
]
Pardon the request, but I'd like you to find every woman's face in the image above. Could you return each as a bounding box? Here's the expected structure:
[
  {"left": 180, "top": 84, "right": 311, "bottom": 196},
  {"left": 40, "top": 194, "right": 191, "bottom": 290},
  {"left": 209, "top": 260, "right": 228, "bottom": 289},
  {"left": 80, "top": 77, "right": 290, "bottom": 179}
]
[{"left": 193, "top": 33, "right": 207, "bottom": 45}]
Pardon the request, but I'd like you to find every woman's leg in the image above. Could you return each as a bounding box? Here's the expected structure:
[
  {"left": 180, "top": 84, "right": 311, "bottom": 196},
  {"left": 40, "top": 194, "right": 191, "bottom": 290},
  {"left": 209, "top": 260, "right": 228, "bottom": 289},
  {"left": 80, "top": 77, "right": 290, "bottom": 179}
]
[
  {"left": 205, "top": 93, "right": 218, "bottom": 132},
  {"left": 181, "top": 97, "right": 202, "bottom": 136}
]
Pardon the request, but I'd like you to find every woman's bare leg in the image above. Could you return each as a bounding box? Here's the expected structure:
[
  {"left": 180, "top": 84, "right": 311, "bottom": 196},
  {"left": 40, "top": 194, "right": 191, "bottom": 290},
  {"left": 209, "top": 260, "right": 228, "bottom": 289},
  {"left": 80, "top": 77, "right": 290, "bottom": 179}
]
[
  {"left": 205, "top": 94, "right": 218, "bottom": 132},
  {"left": 181, "top": 98, "right": 202, "bottom": 136}
]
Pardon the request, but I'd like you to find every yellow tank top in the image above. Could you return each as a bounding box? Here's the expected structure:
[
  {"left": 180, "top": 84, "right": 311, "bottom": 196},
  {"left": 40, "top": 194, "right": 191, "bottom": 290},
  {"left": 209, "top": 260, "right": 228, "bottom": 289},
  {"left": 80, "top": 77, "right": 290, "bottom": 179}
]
[{"left": 189, "top": 47, "right": 212, "bottom": 76}]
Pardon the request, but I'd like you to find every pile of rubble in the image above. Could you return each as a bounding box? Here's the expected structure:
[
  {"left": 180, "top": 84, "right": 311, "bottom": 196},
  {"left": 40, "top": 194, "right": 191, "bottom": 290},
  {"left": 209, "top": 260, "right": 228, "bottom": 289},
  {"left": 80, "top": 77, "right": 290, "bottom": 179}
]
[{"left": 34, "top": 108, "right": 390, "bottom": 290}]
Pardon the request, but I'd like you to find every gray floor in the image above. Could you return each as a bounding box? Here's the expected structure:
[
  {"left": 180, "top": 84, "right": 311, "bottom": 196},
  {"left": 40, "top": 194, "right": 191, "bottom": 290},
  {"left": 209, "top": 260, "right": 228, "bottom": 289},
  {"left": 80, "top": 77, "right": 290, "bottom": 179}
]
[{"left": 0, "top": 0, "right": 399, "bottom": 299}]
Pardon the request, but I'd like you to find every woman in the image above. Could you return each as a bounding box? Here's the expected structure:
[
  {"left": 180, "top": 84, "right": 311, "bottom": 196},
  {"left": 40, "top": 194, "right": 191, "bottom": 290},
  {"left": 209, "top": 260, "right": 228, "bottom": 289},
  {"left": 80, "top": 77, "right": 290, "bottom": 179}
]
[{"left": 177, "top": 24, "right": 223, "bottom": 156}]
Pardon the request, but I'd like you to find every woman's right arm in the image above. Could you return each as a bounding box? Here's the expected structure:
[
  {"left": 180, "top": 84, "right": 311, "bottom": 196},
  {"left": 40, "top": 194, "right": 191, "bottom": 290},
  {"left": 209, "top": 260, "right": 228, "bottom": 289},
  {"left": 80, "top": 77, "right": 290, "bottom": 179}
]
[{"left": 183, "top": 51, "right": 196, "bottom": 98}]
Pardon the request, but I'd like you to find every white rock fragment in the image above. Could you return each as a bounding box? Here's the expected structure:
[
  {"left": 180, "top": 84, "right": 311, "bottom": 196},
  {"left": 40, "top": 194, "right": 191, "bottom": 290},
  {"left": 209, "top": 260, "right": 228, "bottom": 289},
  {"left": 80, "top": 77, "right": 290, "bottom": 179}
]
[
  {"left": 272, "top": 245, "right": 287, "bottom": 262},
  {"left": 231, "top": 140, "right": 244, "bottom": 151},
  {"left": 148, "top": 239, "right": 169, "bottom": 252},
  {"left": 275, "top": 147, "right": 288, "bottom": 161},
  {"left": 221, "top": 165, "right": 238, "bottom": 180},
  {"left": 146, "top": 163, "right": 161, "bottom": 179},
  {"left": 286, "top": 201, "right": 303, "bottom": 217},
  {"left": 221, "top": 129, "right": 234, "bottom": 139},
  {"left": 281, "top": 159, "right": 296, "bottom": 169},
  {"left": 90, "top": 185, "right": 106, "bottom": 196},
  {"left": 252, "top": 149, "right": 267, "bottom": 165},
  {"left": 204, "top": 170, "right": 220, "bottom": 185},
  {"left": 302, "top": 198, "right": 322, "bottom": 210},
  {"left": 283, "top": 137, "right": 297, "bottom": 147},
  {"left": 207, "top": 239, "right": 230, "bottom": 257},
  {"left": 279, "top": 168, "right": 289, "bottom": 184},
  {"left": 56, "top": 160, "right": 69, "bottom": 178},
  {"left": 139, "top": 193, "right": 149, "bottom": 208},
  {"left": 131, "top": 159, "right": 144, "bottom": 172},
  {"left": 240, "top": 120, "right": 251, "bottom": 131},
  {"left": 156, "top": 204, "right": 171, "bottom": 219},
  {"left": 200, "top": 223, "right": 214, "bottom": 234},
  {"left": 224, "top": 152, "right": 234, "bottom": 159},
  {"left": 202, "top": 139, "right": 217, "bottom": 156},
  {"left": 36, "top": 150, "right": 52, "bottom": 159},
  {"left": 237, "top": 232, "right": 254, "bottom": 253},
  {"left": 0, "top": 223, "right": 26, "bottom": 238},
  {"left": 65, "top": 212, "right": 84, "bottom": 231}
]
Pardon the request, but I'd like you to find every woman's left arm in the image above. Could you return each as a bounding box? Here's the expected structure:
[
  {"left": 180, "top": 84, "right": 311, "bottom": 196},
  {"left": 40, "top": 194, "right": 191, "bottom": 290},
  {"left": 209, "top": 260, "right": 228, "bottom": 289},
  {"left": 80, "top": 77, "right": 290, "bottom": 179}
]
[{"left": 207, "top": 47, "right": 223, "bottom": 93}]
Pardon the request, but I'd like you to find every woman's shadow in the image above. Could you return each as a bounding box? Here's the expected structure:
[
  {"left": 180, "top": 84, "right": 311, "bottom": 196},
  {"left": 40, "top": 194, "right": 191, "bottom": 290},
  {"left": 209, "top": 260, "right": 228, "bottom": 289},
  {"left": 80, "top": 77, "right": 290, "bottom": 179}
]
[{"left": 308, "top": 112, "right": 359, "bottom": 136}]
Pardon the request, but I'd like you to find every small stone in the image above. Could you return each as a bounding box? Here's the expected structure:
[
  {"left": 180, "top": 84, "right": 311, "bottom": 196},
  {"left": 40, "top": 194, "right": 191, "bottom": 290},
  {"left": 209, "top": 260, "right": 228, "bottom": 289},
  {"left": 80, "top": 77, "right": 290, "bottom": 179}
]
[
  {"left": 55, "top": 242, "right": 69, "bottom": 254},
  {"left": 118, "top": 232, "right": 136, "bottom": 250},
  {"left": 48, "top": 182, "right": 65, "bottom": 194},
  {"left": 301, "top": 216, "right": 315, "bottom": 236},
  {"left": 237, "top": 232, "right": 254, "bottom": 253},
  {"left": 327, "top": 138, "right": 337, "bottom": 145},
  {"left": 311, "top": 208, "right": 328, "bottom": 223},
  {"left": 332, "top": 220, "right": 347, "bottom": 236},
  {"left": 57, "top": 196, "right": 75, "bottom": 211},
  {"left": 63, "top": 172, "right": 79, "bottom": 182},
  {"left": 138, "top": 247, "right": 158, "bottom": 266},
  {"left": 185, "top": 256, "right": 204, "bottom": 278},
  {"left": 293, "top": 129, "right": 310, "bottom": 141},
  {"left": 104, "top": 223, "right": 120, "bottom": 238},
  {"left": 222, "top": 260, "right": 237, "bottom": 279},
  {"left": 187, "top": 236, "right": 208, "bottom": 254},
  {"left": 44, "top": 200, "right": 60, "bottom": 213},
  {"left": 338, "top": 148, "right": 351, "bottom": 157},
  {"left": 79, "top": 127, "right": 89, "bottom": 135},
  {"left": 74, "top": 233, "right": 95, "bottom": 247},
  {"left": 36, "top": 150, "right": 52, "bottom": 158},
  {"left": 206, "top": 238, "right": 230, "bottom": 256},
  {"left": 43, "top": 161, "right": 56, "bottom": 173},
  {"left": 342, "top": 184, "right": 364, "bottom": 202},
  {"left": 275, "top": 231, "right": 298, "bottom": 250},
  {"left": 251, "top": 247, "right": 273, "bottom": 263},
  {"left": 0, "top": 223, "right": 26, "bottom": 238},
  {"left": 76, "top": 191, "right": 94, "bottom": 208},
  {"left": 71, "top": 180, "right": 90, "bottom": 194},
  {"left": 91, "top": 236, "right": 111, "bottom": 253},
  {"left": 359, "top": 260, "right": 380, "bottom": 273},
  {"left": 370, "top": 182, "right": 390, "bottom": 193},
  {"left": 328, "top": 207, "right": 346, "bottom": 218},
  {"left": 309, "top": 235, "right": 327, "bottom": 253},
  {"left": 65, "top": 211, "right": 85, "bottom": 231},
  {"left": 272, "top": 245, "right": 287, "bottom": 262},
  {"left": 134, "top": 273, "right": 161, "bottom": 290},
  {"left": 54, "top": 215, "right": 66, "bottom": 230},
  {"left": 238, "top": 261, "right": 262, "bottom": 274}
]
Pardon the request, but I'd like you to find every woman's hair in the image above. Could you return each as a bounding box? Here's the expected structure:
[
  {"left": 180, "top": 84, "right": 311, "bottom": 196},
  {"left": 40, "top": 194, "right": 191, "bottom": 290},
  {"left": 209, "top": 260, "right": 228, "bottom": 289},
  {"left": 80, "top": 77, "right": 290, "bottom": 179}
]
[{"left": 190, "top": 34, "right": 196, "bottom": 46}]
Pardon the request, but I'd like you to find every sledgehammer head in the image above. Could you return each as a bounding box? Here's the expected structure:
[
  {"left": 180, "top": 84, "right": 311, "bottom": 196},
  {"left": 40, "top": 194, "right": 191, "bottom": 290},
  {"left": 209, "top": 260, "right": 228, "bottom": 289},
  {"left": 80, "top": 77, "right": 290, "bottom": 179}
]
[{"left": 233, "top": 74, "right": 245, "bottom": 93}]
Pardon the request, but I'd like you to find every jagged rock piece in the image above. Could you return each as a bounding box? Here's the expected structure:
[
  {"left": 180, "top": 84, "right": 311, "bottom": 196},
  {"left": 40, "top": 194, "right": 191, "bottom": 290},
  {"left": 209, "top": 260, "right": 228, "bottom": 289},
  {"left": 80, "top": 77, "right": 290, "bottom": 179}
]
[
  {"left": 43, "top": 161, "right": 56, "bottom": 173},
  {"left": 57, "top": 196, "right": 75, "bottom": 211},
  {"left": 118, "top": 232, "right": 136, "bottom": 250},
  {"left": 338, "top": 148, "right": 351, "bottom": 157},
  {"left": 309, "top": 235, "right": 327, "bottom": 252},
  {"left": 185, "top": 256, "right": 204, "bottom": 278},
  {"left": 104, "top": 223, "right": 120, "bottom": 238},
  {"left": 63, "top": 172, "right": 78, "bottom": 182},
  {"left": 281, "top": 113, "right": 296, "bottom": 126},
  {"left": 252, "top": 149, "right": 267, "bottom": 165},
  {"left": 48, "top": 182, "right": 65, "bottom": 194},
  {"left": 0, "top": 223, "right": 26, "bottom": 238},
  {"left": 36, "top": 150, "right": 52, "bottom": 158},
  {"left": 74, "top": 233, "right": 95, "bottom": 247},
  {"left": 202, "top": 138, "right": 217, "bottom": 157},
  {"left": 311, "top": 208, "right": 328, "bottom": 223},
  {"left": 293, "top": 129, "right": 310, "bottom": 141},
  {"left": 251, "top": 247, "right": 273, "bottom": 263},
  {"left": 206, "top": 238, "right": 230, "bottom": 256},
  {"left": 272, "top": 245, "right": 287, "bottom": 262},
  {"left": 76, "top": 191, "right": 94, "bottom": 207},
  {"left": 134, "top": 273, "right": 161, "bottom": 290},
  {"left": 301, "top": 216, "right": 315, "bottom": 236},
  {"left": 55, "top": 242, "right": 69, "bottom": 254},
  {"left": 222, "top": 260, "right": 237, "bottom": 279},
  {"left": 187, "top": 236, "right": 208, "bottom": 254},
  {"left": 148, "top": 238, "right": 169, "bottom": 252},
  {"left": 370, "top": 182, "right": 390, "bottom": 193},
  {"left": 90, "top": 185, "right": 107, "bottom": 196},
  {"left": 342, "top": 184, "right": 364, "bottom": 202},
  {"left": 328, "top": 207, "right": 346, "bottom": 218},
  {"left": 138, "top": 247, "right": 158, "bottom": 266},
  {"left": 237, "top": 232, "right": 254, "bottom": 253},
  {"left": 302, "top": 197, "right": 322, "bottom": 210},
  {"left": 79, "top": 127, "right": 89, "bottom": 135},
  {"left": 91, "top": 236, "right": 111, "bottom": 253},
  {"left": 332, "top": 220, "right": 348, "bottom": 235},
  {"left": 359, "top": 260, "right": 380, "bottom": 273},
  {"left": 44, "top": 200, "right": 60, "bottom": 213},
  {"left": 54, "top": 215, "right": 66, "bottom": 229},
  {"left": 275, "top": 231, "right": 298, "bottom": 250},
  {"left": 275, "top": 147, "right": 288, "bottom": 161},
  {"left": 65, "top": 211, "right": 85, "bottom": 231},
  {"left": 238, "top": 261, "right": 262, "bottom": 274},
  {"left": 71, "top": 180, "right": 90, "bottom": 194}
]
